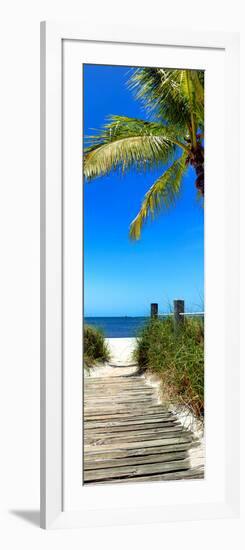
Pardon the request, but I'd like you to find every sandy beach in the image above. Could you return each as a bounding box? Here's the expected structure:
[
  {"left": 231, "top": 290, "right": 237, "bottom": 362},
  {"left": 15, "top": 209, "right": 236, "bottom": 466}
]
[
  {"left": 86, "top": 337, "right": 138, "bottom": 378},
  {"left": 106, "top": 337, "right": 136, "bottom": 365}
]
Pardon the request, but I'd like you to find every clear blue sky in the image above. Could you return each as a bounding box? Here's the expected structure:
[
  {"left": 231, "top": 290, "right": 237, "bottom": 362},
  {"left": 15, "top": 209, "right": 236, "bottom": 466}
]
[{"left": 84, "top": 64, "right": 204, "bottom": 317}]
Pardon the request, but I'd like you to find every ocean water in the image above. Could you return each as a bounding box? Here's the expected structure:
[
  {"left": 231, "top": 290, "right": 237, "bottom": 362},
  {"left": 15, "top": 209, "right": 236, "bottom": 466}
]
[{"left": 84, "top": 317, "right": 149, "bottom": 338}]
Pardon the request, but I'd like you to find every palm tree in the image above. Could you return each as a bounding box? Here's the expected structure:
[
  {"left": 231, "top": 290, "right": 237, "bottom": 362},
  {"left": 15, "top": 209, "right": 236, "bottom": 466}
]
[{"left": 84, "top": 68, "right": 204, "bottom": 240}]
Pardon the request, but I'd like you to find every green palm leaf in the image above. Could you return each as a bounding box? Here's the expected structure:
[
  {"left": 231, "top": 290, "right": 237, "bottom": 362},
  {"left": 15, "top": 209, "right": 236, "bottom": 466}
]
[
  {"left": 84, "top": 116, "right": 188, "bottom": 180},
  {"left": 128, "top": 68, "right": 204, "bottom": 133},
  {"left": 129, "top": 152, "right": 188, "bottom": 240},
  {"left": 180, "top": 70, "right": 205, "bottom": 146}
]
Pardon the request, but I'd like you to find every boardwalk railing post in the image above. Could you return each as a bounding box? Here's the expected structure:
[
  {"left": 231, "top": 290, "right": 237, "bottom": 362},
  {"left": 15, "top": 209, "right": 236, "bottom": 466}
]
[
  {"left": 151, "top": 303, "right": 158, "bottom": 318},
  {"left": 173, "top": 300, "right": 184, "bottom": 328}
]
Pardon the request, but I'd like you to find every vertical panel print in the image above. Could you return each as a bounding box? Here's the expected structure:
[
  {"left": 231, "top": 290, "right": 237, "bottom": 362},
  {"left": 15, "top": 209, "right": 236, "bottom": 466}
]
[{"left": 83, "top": 64, "right": 204, "bottom": 485}]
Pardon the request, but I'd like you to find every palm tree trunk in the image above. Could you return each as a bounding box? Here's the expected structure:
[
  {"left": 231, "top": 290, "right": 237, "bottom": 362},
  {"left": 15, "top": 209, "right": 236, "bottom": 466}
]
[
  {"left": 193, "top": 143, "right": 204, "bottom": 196},
  {"left": 195, "top": 164, "right": 204, "bottom": 196}
]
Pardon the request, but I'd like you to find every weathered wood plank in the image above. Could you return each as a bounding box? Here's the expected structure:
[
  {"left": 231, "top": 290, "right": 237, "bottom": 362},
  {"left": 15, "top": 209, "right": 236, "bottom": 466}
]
[
  {"left": 85, "top": 384, "right": 150, "bottom": 387},
  {"left": 84, "top": 386, "right": 154, "bottom": 392},
  {"left": 84, "top": 395, "right": 156, "bottom": 401},
  {"left": 90, "top": 467, "right": 204, "bottom": 484},
  {"left": 84, "top": 405, "right": 171, "bottom": 414},
  {"left": 85, "top": 421, "right": 180, "bottom": 432},
  {"left": 83, "top": 458, "right": 190, "bottom": 481},
  {"left": 84, "top": 387, "right": 154, "bottom": 392},
  {"left": 84, "top": 435, "right": 193, "bottom": 453},
  {"left": 84, "top": 412, "right": 172, "bottom": 421},
  {"left": 84, "top": 380, "right": 147, "bottom": 383},
  {"left": 85, "top": 417, "right": 180, "bottom": 433},
  {"left": 84, "top": 399, "right": 157, "bottom": 406},
  {"left": 85, "top": 425, "right": 186, "bottom": 439},
  {"left": 84, "top": 442, "right": 192, "bottom": 461},
  {"left": 85, "top": 430, "right": 190, "bottom": 447},
  {"left": 85, "top": 386, "right": 145, "bottom": 390},
  {"left": 84, "top": 397, "right": 156, "bottom": 402},
  {"left": 84, "top": 450, "right": 187, "bottom": 470}
]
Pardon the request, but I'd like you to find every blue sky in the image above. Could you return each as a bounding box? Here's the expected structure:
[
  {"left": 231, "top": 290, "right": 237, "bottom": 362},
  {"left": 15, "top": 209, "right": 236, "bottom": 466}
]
[{"left": 84, "top": 64, "right": 204, "bottom": 317}]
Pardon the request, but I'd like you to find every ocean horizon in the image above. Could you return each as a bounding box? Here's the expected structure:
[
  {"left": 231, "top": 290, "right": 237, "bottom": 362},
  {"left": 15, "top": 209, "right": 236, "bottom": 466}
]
[
  {"left": 84, "top": 316, "right": 149, "bottom": 338},
  {"left": 85, "top": 312, "right": 204, "bottom": 338}
]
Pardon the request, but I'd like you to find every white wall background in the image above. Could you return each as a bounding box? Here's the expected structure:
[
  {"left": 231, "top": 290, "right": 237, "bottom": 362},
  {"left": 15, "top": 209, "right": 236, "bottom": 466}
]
[{"left": 0, "top": 1, "right": 244, "bottom": 548}]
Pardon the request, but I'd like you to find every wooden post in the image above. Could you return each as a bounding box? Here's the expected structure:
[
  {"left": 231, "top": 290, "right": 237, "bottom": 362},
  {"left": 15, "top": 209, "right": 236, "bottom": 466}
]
[
  {"left": 174, "top": 299, "right": 184, "bottom": 328},
  {"left": 151, "top": 303, "right": 158, "bottom": 318}
]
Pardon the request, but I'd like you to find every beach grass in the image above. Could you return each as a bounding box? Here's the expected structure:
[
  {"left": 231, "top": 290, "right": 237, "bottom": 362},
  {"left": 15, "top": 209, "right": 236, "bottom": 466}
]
[
  {"left": 84, "top": 324, "right": 110, "bottom": 369},
  {"left": 134, "top": 316, "right": 204, "bottom": 418}
]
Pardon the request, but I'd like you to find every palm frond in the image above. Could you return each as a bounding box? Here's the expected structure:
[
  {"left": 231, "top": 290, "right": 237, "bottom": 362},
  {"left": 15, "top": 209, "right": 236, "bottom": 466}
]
[
  {"left": 128, "top": 68, "right": 204, "bottom": 133},
  {"left": 179, "top": 70, "right": 204, "bottom": 146},
  {"left": 191, "top": 71, "right": 204, "bottom": 129},
  {"left": 129, "top": 152, "right": 188, "bottom": 240},
  {"left": 84, "top": 116, "right": 188, "bottom": 180}
]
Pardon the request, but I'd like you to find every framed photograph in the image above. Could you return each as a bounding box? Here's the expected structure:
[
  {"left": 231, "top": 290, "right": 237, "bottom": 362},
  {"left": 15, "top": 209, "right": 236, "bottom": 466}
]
[{"left": 40, "top": 22, "right": 240, "bottom": 529}]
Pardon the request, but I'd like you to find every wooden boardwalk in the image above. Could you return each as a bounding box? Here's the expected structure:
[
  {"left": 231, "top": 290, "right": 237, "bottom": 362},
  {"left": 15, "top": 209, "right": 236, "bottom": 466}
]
[
  {"left": 84, "top": 368, "right": 204, "bottom": 484},
  {"left": 84, "top": 366, "right": 203, "bottom": 484}
]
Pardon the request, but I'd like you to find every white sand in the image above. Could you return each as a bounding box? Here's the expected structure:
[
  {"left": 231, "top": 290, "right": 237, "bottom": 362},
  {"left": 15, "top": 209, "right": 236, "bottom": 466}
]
[
  {"left": 86, "top": 337, "right": 138, "bottom": 378},
  {"left": 106, "top": 337, "right": 136, "bottom": 366}
]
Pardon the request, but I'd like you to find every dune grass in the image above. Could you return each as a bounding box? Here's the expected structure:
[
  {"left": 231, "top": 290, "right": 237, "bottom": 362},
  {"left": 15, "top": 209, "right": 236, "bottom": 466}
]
[
  {"left": 84, "top": 324, "right": 110, "bottom": 369},
  {"left": 134, "top": 316, "right": 204, "bottom": 418}
]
